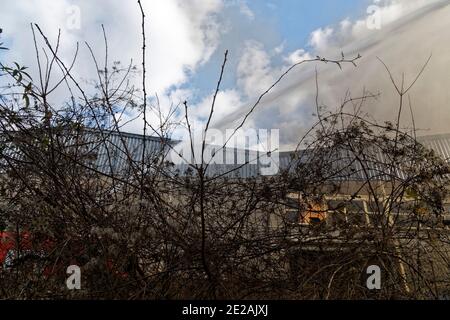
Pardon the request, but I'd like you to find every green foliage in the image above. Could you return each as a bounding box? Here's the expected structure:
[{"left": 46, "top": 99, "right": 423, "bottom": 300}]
[
  {"left": 1, "top": 61, "right": 33, "bottom": 107},
  {"left": 2, "top": 62, "right": 32, "bottom": 83}
]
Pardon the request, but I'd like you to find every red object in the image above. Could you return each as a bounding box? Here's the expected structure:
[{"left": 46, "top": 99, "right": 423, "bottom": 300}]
[
  {"left": 1, "top": 231, "right": 128, "bottom": 278},
  {"left": 0, "top": 231, "right": 34, "bottom": 267},
  {"left": 0, "top": 232, "right": 15, "bottom": 265}
]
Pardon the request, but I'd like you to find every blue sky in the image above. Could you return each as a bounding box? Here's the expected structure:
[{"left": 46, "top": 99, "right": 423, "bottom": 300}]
[
  {"left": 186, "top": 0, "right": 372, "bottom": 103},
  {"left": 0, "top": 0, "right": 374, "bottom": 104},
  {"left": 1, "top": 0, "right": 449, "bottom": 146},
  {"left": 253, "top": 0, "right": 370, "bottom": 51}
]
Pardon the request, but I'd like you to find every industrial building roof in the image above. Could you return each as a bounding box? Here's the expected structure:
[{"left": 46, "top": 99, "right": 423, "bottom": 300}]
[
  {"left": 2, "top": 129, "right": 449, "bottom": 180},
  {"left": 88, "top": 131, "right": 450, "bottom": 180}
]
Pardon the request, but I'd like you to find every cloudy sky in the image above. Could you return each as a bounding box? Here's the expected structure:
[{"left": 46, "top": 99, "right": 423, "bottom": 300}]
[{"left": 1, "top": 0, "right": 449, "bottom": 148}]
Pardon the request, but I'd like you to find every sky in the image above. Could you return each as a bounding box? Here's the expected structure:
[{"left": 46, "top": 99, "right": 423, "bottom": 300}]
[{"left": 1, "top": 0, "right": 449, "bottom": 149}]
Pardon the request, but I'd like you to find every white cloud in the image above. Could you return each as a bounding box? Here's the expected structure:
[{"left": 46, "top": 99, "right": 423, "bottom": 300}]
[
  {"left": 0, "top": 0, "right": 226, "bottom": 137},
  {"left": 237, "top": 41, "right": 276, "bottom": 98},
  {"left": 284, "top": 49, "right": 312, "bottom": 65},
  {"left": 194, "top": 89, "right": 244, "bottom": 121},
  {"left": 238, "top": 1, "right": 255, "bottom": 20},
  {"left": 0, "top": 0, "right": 223, "bottom": 95},
  {"left": 224, "top": 0, "right": 255, "bottom": 20},
  {"left": 340, "top": 18, "right": 352, "bottom": 31},
  {"left": 273, "top": 42, "right": 285, "bottom": 55},
  {"left": 309, "top": 27, "right": 334, "bottom": 52}
]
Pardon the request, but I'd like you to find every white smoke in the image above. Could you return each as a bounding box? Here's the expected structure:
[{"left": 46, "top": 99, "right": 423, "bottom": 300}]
[{"left": 214, "top": 0, "right": 450, "bottom": 148}]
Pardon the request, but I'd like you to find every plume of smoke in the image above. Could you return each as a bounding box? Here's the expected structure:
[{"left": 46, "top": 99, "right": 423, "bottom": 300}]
[{"left": 215, "top": 0, "right": 450, "bottom": 148}]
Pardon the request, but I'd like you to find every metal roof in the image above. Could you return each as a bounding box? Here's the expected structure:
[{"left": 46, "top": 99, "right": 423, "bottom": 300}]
[
  {"left": 2, "top": 130, "right": 450, "bottom": 180},
  {"left": 417, "top": 133, "right": 450, "bottom": 161},
  {"left": 89, "top": 131, "right": 450, "bottom": 179}
]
